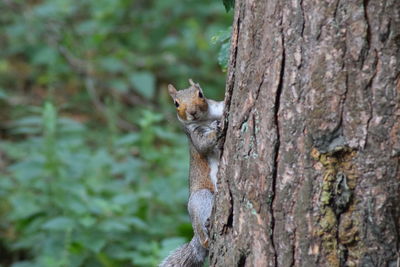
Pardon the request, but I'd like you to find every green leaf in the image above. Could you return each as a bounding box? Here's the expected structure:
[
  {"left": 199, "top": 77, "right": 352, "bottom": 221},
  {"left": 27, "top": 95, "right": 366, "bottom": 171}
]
[
  {"left": 218, "top": 41, "right": 231, "bottom": 71},
  {"left": 12, "top": 116, "right": 43, "bottom": 127},
  {"left": 98, "top": 219, "right": 130, "bottom": 233},
  {"left": 9, "top": 194, "right": 41, "bottom": 220},
  {"left": 96, "top": 252, "right": 118, "bottom": 267},
  {"left": 79, "top": 216, "right": 97, "bottom": 228},
  {"left": 211, "top": 28, "right": 231, "bottom": 44},
  {"left": 222, "top": 0, "right": 235, "bottom": 12},
  {"left": 99, "top": 57, "right": 126, "bottom": 73},
  {"left": 42, "top": 217, "right": 75, "bottom": 231},
  {"left": 77, "top": 231, "right": 106, "bottom": 253},
  {"left": 31, "top": 46, "right": 58, "bottom": 66},
  {"left": 43, "top": 102, "right": 57, "bottom": 137},
  {"left": 129, "top": 72, "right": 156, "bottom": 100},
  {"left": 123, "top": 217, "right": 147, "bottom": 230},
  {"left": 112, "top": 193, "right": 136, "bottom": 205},
  {"left": 57, "top": 118, "right": 86, "bottom": 135},
  {"left": 9, "top": 158, "right": 44, "bottom": 182},
  {"left": 114, "top": 133, "right": 141, "bottom": 146},
  {"left": 211, "top": 27, "right": 231, "bottom": 71},
  {"left": 109, "top": 79, "right": 129, "bottom": 92}
]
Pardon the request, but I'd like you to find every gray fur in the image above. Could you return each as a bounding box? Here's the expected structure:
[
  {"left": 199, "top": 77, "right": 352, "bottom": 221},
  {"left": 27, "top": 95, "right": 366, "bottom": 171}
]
[
  {"left": 159, "top": 235, "right": 207, "bottom": 267},
  {"left": 188, "top": 189, "right": 214, "bottom": 244},
  {"left": 160, "top": 190, "right": 213, "bottom": 267},
  {"left": 184, "top": 121, "right": 220, "bottom": 155}
]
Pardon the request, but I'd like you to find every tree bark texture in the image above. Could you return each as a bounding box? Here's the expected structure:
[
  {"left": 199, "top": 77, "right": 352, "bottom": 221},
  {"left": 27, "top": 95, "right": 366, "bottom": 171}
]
[{"left": 210, "top": 0, "right": 400, "bottom": 266}]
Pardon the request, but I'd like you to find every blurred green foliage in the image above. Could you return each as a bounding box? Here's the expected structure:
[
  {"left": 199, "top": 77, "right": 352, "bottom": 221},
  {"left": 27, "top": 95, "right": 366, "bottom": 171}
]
[
  {"left": 0, "top": 0, "right": 232, "bottom": 266},
  {"left": 211, "top": 27, "right": 231, "bottom": 72},
  {"left": 1, "top": 103, "right": 191, "bottom": 267},
  {"left": 222, "top": 0, "right": 235, "bottom": 12}
]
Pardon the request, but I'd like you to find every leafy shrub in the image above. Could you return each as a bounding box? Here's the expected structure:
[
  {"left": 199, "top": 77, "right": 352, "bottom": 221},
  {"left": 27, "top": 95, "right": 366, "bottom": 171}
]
[
  {"left": 0, "top": 102, "right": 190, "bottom": 267},
  {"left": 0, "top": 0, "right": 231, "bottom": 102},
  {"left": 0, "top": 0, "right": 233, "bottom": 266}
]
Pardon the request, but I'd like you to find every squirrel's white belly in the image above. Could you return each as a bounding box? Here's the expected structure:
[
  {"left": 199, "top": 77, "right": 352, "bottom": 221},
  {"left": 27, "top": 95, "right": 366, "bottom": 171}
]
[
  {"left": 208, "top": 156, "right": 219, "bottom": 192},
  {"left": 208, "top": 101, "right": 224, "bottom": 120}
]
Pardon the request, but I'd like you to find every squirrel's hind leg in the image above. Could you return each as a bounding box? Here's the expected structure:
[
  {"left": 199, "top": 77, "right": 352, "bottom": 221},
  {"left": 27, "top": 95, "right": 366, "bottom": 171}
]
[{"left": 188, "top": 189, "right": 214, "bottom": 248}]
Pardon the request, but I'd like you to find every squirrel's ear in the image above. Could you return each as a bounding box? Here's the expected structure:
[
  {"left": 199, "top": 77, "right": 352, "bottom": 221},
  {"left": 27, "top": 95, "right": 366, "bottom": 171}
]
[
  {"left": 189, "top": 79, "right": 202, "bottom": 91},
  {"left": 168, "top": 84, "right": 177, "bottom": 99}
]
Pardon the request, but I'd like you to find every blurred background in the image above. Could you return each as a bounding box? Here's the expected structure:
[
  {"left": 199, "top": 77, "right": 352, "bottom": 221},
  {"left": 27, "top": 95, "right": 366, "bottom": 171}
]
[{"left": 0, "top": 0, "right": 232, "bottom": 266}]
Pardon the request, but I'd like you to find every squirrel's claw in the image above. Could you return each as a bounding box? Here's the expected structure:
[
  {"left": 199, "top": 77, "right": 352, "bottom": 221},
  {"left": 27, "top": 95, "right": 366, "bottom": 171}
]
[{"left": 201, "top": 238, "right": 209, "bottom": 249}]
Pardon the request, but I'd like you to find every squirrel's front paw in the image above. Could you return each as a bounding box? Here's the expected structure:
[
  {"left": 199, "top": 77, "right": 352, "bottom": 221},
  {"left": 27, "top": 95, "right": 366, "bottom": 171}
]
[
  {"left": 200, "top": 228, "right": 210, "bottom": 249},
  {"left": 198, "top": 221, "right": 210, "bottom": 249},
  {"left": 201, "top": 238, "right": 209, "bottom": 249},
  {"left": 210, "top": 120, "right": 221, "bottom": 131}
]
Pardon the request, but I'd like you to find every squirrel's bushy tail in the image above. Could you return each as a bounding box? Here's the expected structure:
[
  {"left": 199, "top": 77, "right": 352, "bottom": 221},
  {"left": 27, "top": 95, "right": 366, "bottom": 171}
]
[{"left": 159, "top": 236, "right": 207, "bottom": 267}]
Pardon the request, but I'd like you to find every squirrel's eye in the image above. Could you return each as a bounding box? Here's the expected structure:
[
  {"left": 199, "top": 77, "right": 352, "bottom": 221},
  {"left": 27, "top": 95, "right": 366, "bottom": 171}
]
[
  {"left": 198, "top": 91, "right": 203, "bottom": 98},
  {"left": 174, "top": 101, "right": 180, "bottom": 108}
]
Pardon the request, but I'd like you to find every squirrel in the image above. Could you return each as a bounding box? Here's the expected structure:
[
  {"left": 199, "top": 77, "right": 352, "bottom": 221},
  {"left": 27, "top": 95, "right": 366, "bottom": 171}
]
[{"left": 160, "top": 79, "right": 224, "bottom": 267}]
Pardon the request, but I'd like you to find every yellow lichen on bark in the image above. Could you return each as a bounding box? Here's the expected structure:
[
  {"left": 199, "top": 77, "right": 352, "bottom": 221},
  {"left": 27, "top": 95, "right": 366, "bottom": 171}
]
[{"left": 311, "top": 147, "right": 362, "bottom": 266}]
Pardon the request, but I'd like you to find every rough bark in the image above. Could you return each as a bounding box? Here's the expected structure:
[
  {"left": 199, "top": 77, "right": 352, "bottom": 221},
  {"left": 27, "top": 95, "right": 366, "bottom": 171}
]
[{"left": 209, "top": 0, "right": 400, "bottom": 266}]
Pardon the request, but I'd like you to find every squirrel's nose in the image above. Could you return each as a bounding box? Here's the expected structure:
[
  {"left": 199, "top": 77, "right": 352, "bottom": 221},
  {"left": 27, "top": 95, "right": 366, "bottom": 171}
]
[{"left": 188, "top": 110, "right": 197, "bottom": 117}]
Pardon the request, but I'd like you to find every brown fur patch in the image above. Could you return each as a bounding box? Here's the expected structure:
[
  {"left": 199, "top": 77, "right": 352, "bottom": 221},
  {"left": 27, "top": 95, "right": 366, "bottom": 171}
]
[
  {"left": 193, "top": 97, "right": 208, "bottom": 113},
  {"left": 189, "top": 145, "right": 215, "bottom": 193},
  {"left": 177, "top": 103, "right": 187, "bottom": 120}
]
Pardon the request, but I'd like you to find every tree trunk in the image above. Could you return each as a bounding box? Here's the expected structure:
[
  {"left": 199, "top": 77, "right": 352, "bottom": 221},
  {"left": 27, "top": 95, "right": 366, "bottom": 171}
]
[{"left": 210, "top": 0, "right": 400, "bottom": 266}]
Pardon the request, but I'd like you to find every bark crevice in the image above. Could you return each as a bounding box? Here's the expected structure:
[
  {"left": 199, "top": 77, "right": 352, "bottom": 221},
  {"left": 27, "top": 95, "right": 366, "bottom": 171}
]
[
  {"left": 363, "top": 0, "right": 371, "bottom": 49},
  {"left": 270, "top": 30, "right": 285, "bottom": 264},
  {"left": 299, "top": 0, "right": 305, "bottom": 37}
]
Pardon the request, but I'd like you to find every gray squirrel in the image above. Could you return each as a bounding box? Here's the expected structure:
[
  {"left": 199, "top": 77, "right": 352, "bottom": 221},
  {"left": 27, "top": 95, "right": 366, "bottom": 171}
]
[{"left": 160, "top": 79, "right": 224, "bottom": 267}]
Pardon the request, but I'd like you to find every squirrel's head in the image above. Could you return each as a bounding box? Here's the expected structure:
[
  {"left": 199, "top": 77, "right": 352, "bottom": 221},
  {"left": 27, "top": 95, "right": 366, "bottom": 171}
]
[{"left": 168, "top": 79, "right": 208, "bottom": 122}]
